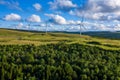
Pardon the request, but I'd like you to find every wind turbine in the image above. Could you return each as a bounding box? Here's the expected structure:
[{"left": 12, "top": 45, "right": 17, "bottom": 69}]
[
  {"left": 29, "top": 20, "right": 49, "bottom": 34},
  {"left": 45, "top": 19, "right": 53, "bottom": 34},
  {"left": 23, "top": 19, "right": 30, "bottom": 29},
  {"left": 79, "top": 15, "right": 84, "bottom": 35},
  {"left": 78, "top": 0, "right": 85, "bottom": 35},
  {"left": 45, "top": 21, "right": 48, "bottom": 34},
  {"left": 35, "top": 20, "right": 49, "bottom": 34}
]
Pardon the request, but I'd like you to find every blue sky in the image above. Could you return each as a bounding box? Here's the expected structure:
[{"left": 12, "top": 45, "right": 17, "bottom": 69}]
[{"left": 0, "top": 0, "right": 120, "bottom": 31}]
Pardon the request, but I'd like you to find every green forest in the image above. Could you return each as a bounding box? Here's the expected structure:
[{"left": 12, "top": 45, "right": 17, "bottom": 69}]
[{"left": 0, "top": 43, "right": 120, "bottom": 80}]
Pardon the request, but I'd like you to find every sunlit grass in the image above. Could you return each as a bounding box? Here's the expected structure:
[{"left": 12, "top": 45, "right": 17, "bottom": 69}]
[{"left": 0, "top": 28, "right": 120, "bottom": 50}]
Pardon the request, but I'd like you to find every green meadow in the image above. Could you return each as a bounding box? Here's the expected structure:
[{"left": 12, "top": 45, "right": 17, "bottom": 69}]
[{"left": 0, "top": 28, "right": 120, "bottom": 50}]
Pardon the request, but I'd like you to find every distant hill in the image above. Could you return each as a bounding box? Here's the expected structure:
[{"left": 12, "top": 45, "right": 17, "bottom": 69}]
[
  {"left": 82, "top": 31, "right": 120, "bottom": 39},
  {"left": 1, "top": 28, "right": 120, "bottom": 39}
]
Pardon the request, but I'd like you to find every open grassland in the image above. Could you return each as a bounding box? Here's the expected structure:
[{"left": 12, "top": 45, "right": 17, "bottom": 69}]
[
  {"left": 0, "top": 28, "right": 120, "bottom": 50},
  {"left": 0, "top": 28, "right": 120, "bottom": 80}
]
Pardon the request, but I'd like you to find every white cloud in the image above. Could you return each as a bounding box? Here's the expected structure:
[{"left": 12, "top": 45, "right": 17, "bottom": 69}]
[
  {"left": 0, "top": 0, "right": 22, "bottom": 10},
  {"left": 67, "top": 20, "right": 76, "bottom": 25},
  {"left": 66, "top": 21, "right": 118, "bottom": 31},
  {"left": 114, "top": 24, "right": 120, "bottom": 31},
  {"left": 83, "top": 22, "right": 118, "bottom": 31},
  {"left": 67, "top": 20, "right": 81, "bottom": 25},
  {"left": 45, "top": 14, "right": 67, "bottom": 25},
  {"left": 37, "top": 23, "right": 46, "bottom": 27},
  {"left": 69, "top": 0, "right": 120, "bottom": 21},
  {"left": 86, "top": 13, "right": 109, "bottom": 20},
  {"left": 40, "top": 23, "right": 46, "bottom": 27},
  {"left": 15, "top": 23, "right": 24, "bottom": 29},
  {"left": 45, "top": 14, "right": 86, "bottom": 25},
  {"left": 27, "top": 14, "right": 41, "bottom": 22},
  {"left": 69, "top": 10, "right": 75, "bottom": 15},
  {"left": 33, "top": 3, "right": 42, "bottom": 11},
  {"left": 92, "top": 13, "right": 105, "bottom": 20},
  {"left": 4, "top": 13, "right": 21, "bottom": 21},
  {"left": 49, "top": 23, "right": 54, "bottom": 27},
  {"left": 49, "top": 0, "right": 77, "bottom": 11},
  {"left": 39, "top": 23, "right": 54, "bottom": 27},
  {"left": 45, "top": 12, "right": 120, "bottom": 31},
  {"left": 17, "top": 23, "right": 23, "bottom": 28},
  {"left": 86, "top": 0, "right": 120, "bottom": 13}
]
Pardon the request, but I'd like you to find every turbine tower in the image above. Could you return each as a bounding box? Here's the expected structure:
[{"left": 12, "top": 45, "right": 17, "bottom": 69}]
[
  {"left": 79, "top": 0, "right": 85, "bottom": 35},
  {"left": 79, "top": 15, "right": 84, "bottom": 35},
  {"left": 45, "top": 21, "right": 48, "bottom": 34}
]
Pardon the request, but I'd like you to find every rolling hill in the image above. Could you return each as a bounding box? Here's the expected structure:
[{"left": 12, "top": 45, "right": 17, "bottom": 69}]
[
  {"left": 0, "top": 28, "right": 120, "bottom": 50},
  {"left": 0, "top": 28, "right": 120, "bottom": 80}
]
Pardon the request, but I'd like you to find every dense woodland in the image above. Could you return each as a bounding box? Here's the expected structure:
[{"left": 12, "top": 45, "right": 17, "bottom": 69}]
[{"left": 0, "top": 43, "right": 120, "bottom": 80}]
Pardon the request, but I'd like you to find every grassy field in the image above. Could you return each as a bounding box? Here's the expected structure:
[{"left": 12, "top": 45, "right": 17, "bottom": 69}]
[{"left": 0, "top": 28, "right": 120, "bottom": 50}]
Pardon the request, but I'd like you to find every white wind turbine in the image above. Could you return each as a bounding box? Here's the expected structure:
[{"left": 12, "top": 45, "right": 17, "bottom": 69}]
[
  {"left": 78, "top": 15, "right": 84, "bottom": 35},
  {"left": 45, "top": 20, "right": 49, "bottom": 34},
  {"left": 78, "top": 0, "right": 85, "bottom": 35}
]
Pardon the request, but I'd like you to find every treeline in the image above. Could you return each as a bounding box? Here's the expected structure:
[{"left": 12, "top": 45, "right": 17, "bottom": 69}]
[{"left": 0, "top": 43, "right": 120, "bottom": 80}]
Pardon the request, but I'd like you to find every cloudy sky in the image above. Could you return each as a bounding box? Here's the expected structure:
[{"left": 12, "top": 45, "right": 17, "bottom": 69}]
[{"left": 0, "top": 0, "right": 120, "bottom": 31}]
